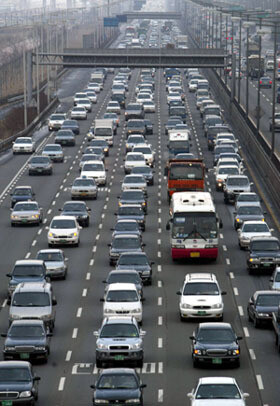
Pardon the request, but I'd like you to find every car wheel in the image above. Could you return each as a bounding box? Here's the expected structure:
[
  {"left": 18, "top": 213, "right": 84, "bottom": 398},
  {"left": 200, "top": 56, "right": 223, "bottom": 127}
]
[
  {"left": 62, "top": 270, "right": 67, "bottom": 280},
  {"left": 136, "top": 360, "right": 143, "bottom": 368},
  {"left": 254, "top": 317, "right": 260, "bottom": 328},
  {"left": 180, "top": 313, "right": 185, "bottom": 322},
  {"left": 224, "top": 196, "right": 229, "bottom": 204},
  {"left": 247, "top": 311, "right": 252, "bottom": 322},
  {"left": 48, "top": 243, "right": 53, "bottom": 248},
  {"left": 85, "top": 219, "right": 90, "bottom": 227},
  {"left": 75, "top": 240, "right": 80, "bottom": 248},
  {"left": 96, "top": 359, "right": 102, "bottom": 369},
  {"left": 11, "top": 223, "right": 15, "bottom": 227},
  {"left": 192, "top": 358, "right": 199, "bottom": 368}
]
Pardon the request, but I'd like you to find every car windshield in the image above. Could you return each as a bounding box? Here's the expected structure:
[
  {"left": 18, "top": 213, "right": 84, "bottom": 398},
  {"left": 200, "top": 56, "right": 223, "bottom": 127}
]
[
  {"left": 44, "top": 146, "right": 61, "bottom": 152},
  {"left": 50, "top": 114, "right": 65, "bottom": 120},
  {"left": 13, "top": 203, "right": 38, "bottom": 211},
  {"left": 51, "top": 219, "right": 76, "bottom": 229},
  {"left": 13, "top": 189, "right": 32, "bottom": 196},
  {"left": 106, "top": 290, "right": 139, "bottom": 302},
  {"left": 37, "top": 252, "right": 63, "bottom": 261},
  {"left": 108, "top": 273, "right": 141, "bottom": 284},
  {"left": 134, "top": 148, "right": 151, "bottom": 154},
  {"left": 218, "top": 167, "right": 239, "bottom": 175},
  {"left": 0, "top": 368, "right": 31, "bottom": 382},
  {"left": 196, "top": 384, "right": 241, "bottom": 399},
  {"left": 100, "top": 323, "right": 139, "bottom": 338},
  {"left": 132, "top": 167, "right": 151, "bottom": 175},
  {"left": 237, "top": 206, "right": 263, "bottom": 215},
  {"left": 183, "top": 283, "right": 219, "bottom": 295},
  {"left": 115, "top": 222, "right": 138, "bottom": 232},
  {"left": 238, "top": 194, "right": 259, "bottom": 202},
  {"left": 118, "top": 207, "right": 143, "bottom": 215},
  {"left": 206, "top": 117, "right": 223, "bottom": 126},
  {"left": 30, "top": 157, "right": 49, "bottom": 164},
  {"left": 251, "top": 241, "right": 280, "bottom": 251},
  {"left": 9, "top": 325, "right": 45, "bottom": 337},
  {"left": 127, "top": 155, "right": 145, "bottom": 162},
  {"left": 127, "top": 105, "right": 141, "bottom": 111},
  {"left": 63, "top": 121, "right": 77, "bottom": 126},
  {"left": 81, "top": 155, "right": 98, "bottom": 162},
  {"left": 227, "top": 178, "right": 249, "bottom": 186},
  {"left": 83, "top": 164, "right": 104, "bottom": 171},
  {"left": 127, "top": 137, "right": 144, "bottom": 144},
  {"left": 73, "top": 107, "right": 85, "bottom": 112},
  {"left": 124, "top": 177, "right": 145, "bottom": 184},
  {"left": 57, "top": 130, "right": 73, "bottom": 136},
  {"left": 73, "top": 179, "right": 95, "bottom": 187},
  {"left": 121, "top": 191, "right": 143, "bottom": 200},
  {"left": 15, "top": 138, "right": 32, "bottom": 144},
  {"left": 97, "top": 374, "right": 138, "bottom": 389},
  {"left": 196, "top": 328, "right": 235, "bottom": 342},
  {"left": 12, "top": 292, "right": 50, "bottom": 307},
  {"left": 112, "top": 238, "right": 141, "bottom": 249},
  {"left": 63, "top": 203, "right": 86, "bottom": 212},
  {"left": 13, "top": 265, "right": 43, "bottom": 277},
  {"left": 243, "top": 223, "right": 269, "bottom": 233},
  {"left": 256, "top": 294, "right": 280, "bottom": 306},
  {"left": 118, "top": 255, "right": 148, "bottom": 265},
  {"left": 144, "top": 101, "right": 154, "bottom": 106}
]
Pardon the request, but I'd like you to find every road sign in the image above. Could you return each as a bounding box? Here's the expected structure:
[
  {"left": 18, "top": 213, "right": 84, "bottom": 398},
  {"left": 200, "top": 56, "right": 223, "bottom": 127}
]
[
  {"left": 104, "top": 17, "right": 119, "bottom": 27},
  {"left": 116, "top": 14, "right": 127, "bottom": 23}
]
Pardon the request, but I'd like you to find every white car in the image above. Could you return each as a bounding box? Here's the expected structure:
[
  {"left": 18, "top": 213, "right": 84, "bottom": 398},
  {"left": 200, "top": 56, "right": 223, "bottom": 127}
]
[
  {"left": 12, "top": 137, "right": 35, "bottom": 154},
  {"left": 102, "top": 283, "right": 143, "bottom": 323},
  {"left": 76, "top": 98, "right": 92, "bottom": 112},
  {"left": 132, "top": 144, "right": 155, "bottom": 166},
  {"left": 235, "top": 192, "right": 261, "bottom": 210},
  {"left": 48, "top": 113, "right": 67, "bottom": 131},
  {"left": 73, "top": 92, "right": 88, "bottom": 105},
  {"left": 48, "top": 215, "right": 81, "bottom": 247},
  {"left": 167, "top": 92, "right": 182, "bottom": 104},
  {"left": 106, "top": 101, "right": 121, "bottom": 115},
  {"left": 215, "top": 165, "right": 241, "bottom": 191},
  {"left": 188, "top": 79, "right": 199, "bottom": 92},
  {"left": 188, "top": 377, "right": 249, "bottom": 405},
  {"left": 196, "top": 96, "right": 208, "bottom": 110},
  {"left": 177, "top": 273, "right": 225, "bottom": 321},
  {"left": 238, "top": 220, "right": 272, "bottom": 249},
  {"left": 142, "top": 101, "right": 156, "bottom": 113},
  {"left": 136, "top": 93, "right": 153, "bottom": 105},
  {"left": 85, "top": 91, "right": 97, "bottom": 103},
  {"left": 87, "top": 83, "right": 101, "bottom": 93},
  {"left": 70, "top": 106, "right": 87, "bottom": 120},
  {"left": 80, "top": 160, "right": 107, "bottom": 185},
  {"left": 124, "top": 152, "right": 147, "bottom": 174}
]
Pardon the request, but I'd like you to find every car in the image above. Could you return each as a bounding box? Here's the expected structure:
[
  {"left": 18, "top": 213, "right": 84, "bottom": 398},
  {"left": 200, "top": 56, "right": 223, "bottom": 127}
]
[
  {"left": 76, "top": 98, "right": 92, "bottom": 112},
  {"left": 36, "top": 249, "right": 68, "bottom": 279},
  {"left": 233, "top": 205, "right": 266, "bottom": 230},
  {"left": 80, "top": 161, "right": 107, "bottom": 185},
  {"left": 216, "top": 139, "right": 239, "bottom": 154},
  {"left": 42, "top": 144, "right": 64, "bottom": 162},
  {"left": 165, "top": 118, "right": 183, "bottom": 135},
  {"left": 177, "top": 273, "right": 226, "bottom": 321},
  {"left": 142, "top": 100, "right": 155, "bottom": 113},
  {"left": 10, "top": 186, "right": 35, "bottom": 208},
  {"left": 238, "top": 221, "right": 272, "bottom": 249},
  {"left": 215, "top": 165, "right": 241, "bottom": 191},
  {"left": 143, "top": 119, "right": 153, "bottom": 134},
  {"left": 61, "top": 119, "right": 80, "bottom": 135},
  {"left": 12, "top": 137, "right": 35, "bottom": 154},
  {"left": 214, "top": 145, "right": 236, "bottom": 165},
  {"left": 47, "top": 215, "right": 82, "bottom": 247},
  {"left": 118, "top": 190, "right": 147, "bottom": 213},
  {"left": 10, "top": 201, "right": 43, "bottom": 226},
  {"left": 133, "top": 144, "right": 155, "bottom": 167},
  {"left": 125, "top": 103, "right": 144, "bottom": 121},
  {"left": 84, "top": 146, "right": 104, "bottom": 162},
  {"left": 121, "top": 175, "right": 147, "bottom": 195},
  {"left": 28, "top": 155, "right": 53, "bottom": 175},
  {"left": 131, "top": 166, "right": 154, "bottom": 186},
  {"left": 188, "top": 78, "right": 199, "bottom": 92},
  {"left": 2, "top": 320, "right": 51, "bottom": 362},
  {"left": 59, "top": 201, "right": 91, "bottom": 227},
  {"left": 85, "top": 90, "right": 97, "bottom": 103},
  {"left": 87, "top": 83, "right": 100, "bottom": 93},
  {"left": 94, "top": 317, "right": 145, "bottom": 368},
  {"left": 101, "top": 283, "right": 143, "bottom": 323},
  {"left": 169, "top": 106, "right": 187, "bottom": 122},
  {"left": 235, "top": 192, "right": 261, "bottom": 210},
  {"left": 79, "top": 154, "right": 101, "bottom": 170},
  {"left": 111, "top": 219, "right": 142, "bottom": 238},
  {"left": 259, "top": 76, "right": 272, "bottom": 88},
  {"left": 70, "top": 106, "right": 87, "bottom": 120},
  {"left": 223, "top": 175, "right": 252, "bottom": 204},
  {"left": 115, "top": 205, "right": 145, "bottom": 231},
  {"left": 90, "top": 368, "right": 146, "bottom": 406},
  {"left": 9, "top": 282, "right": 57, "bottom": 332},
  {"left": 124, "top": 152, "right": 147, "bottom": 174},
  {"left": 103, "top": 270, "right": 143, "bottom": 299},
  {"left": 71, "top": 177, "right": 98, "bottom": 200},
  {"left": 247, "top": 290, "right": 280, "bottom": 327},
  {"left": 269, "top": 112, "right": 280, "bottom": 131},
  {"left": 247, "top": 236, "right": 280, "bottom": 273},
  {"left": 0, "top": 360, "right": 40, "bottom": 404},
  {"left": 190, "top": 322, "right": 242, "bottom": 368},
  {"left": 175, "top": 153, "right": 196, "bottom": 160},
  {"left": 6, "top": 259, "right": 49, "bottom": 300},
  {"left": 167, "top": 92, "right": 182, "bottom": 104},
  {"left": 126, "top": 119, "right": 146, "bottom": 136},
  {"left": 103, "top": 112, "right": 119, "bottom": 128},
  {"left": 216, "top": 158, "right": 240, "bottom": 173},
  {"left": 106, "top": 101, "right": 121, "bottom": 114},
  {"left": 48, "top": 113, "right": 66, "bottom": 131},
  {"left": 54, "top": 130, "right": 76, "bottom": 146},
  {"left": 108, "top": 234, "right": 144, "bottom": 266},
  {"left": 116, "top": 252, "right": 153, "bottom": 285},
  {"left": 74, "top": 91, "right": 89, "bottom": 105},
  {"left": 126, "top": 135, "right": 147, "bottom": 153},
  {"left": 270, "top": 267, "right": 280, "bottom": 290},
  {"left": 136, "top": 92, "right": 153, "bottom": 105},
  {"left": 111, "top": 92, "right": 126, "bottom": 108},
  {"left": 187, "top": 376, "right": 249, "bottom": 405}
]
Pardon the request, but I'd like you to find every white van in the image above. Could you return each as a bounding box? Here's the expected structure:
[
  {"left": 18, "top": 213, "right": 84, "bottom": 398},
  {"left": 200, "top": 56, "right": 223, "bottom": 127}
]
[{"left": 168, "top": 130, "right": 191, "bottom": 157}]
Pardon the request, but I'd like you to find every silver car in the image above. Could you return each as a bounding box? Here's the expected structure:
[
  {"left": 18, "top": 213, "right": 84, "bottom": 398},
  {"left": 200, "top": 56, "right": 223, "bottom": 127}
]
[
  {"left": 71, "top": 177, "right": 98, "bottom": 200},
  {"left": 270, "top": 267, "right": 280, "bottom": 290},
  {"left": 42, "top": 144, "right": 64, "bottom": 162},
  {"left": 238, "top": 221, "right": 272, "bottom": 249},
  {"left": 11, "top": 201, "right": 43, "bottom": 226},
  {"left": 36, "top": 249, "right": 68, "bottom": 279},
  {"left": 224, "top": 175, "right": 253, "bottom": 204},
  {"left": 121, "top": 175, "right": 147, "bottom": 195},
  {"left": 235, "top": 192, "right": 261, "bottom": 210}
]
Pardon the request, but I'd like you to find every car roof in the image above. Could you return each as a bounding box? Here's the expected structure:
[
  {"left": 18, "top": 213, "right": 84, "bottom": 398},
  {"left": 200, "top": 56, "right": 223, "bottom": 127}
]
[
  {"left": 184, "top": 273, "right": 217, "bottom": 283},
  {"left": 37, "top": 249, "right": 64, "bottom": 254},
  {"left": 14, "top": 186, "right": 32, "bottom": 190},
  {"left": 254, "top": 290, "right": 280, "bottom": 295},
  {"left": 11, "top": 319, "right": 45, "bottom": 327},
  {"left": 14, "top": 282, "right": 51, "bottom": 293},
  {"left": 51, "top": 215, "right": 77, "bottom": 221},
  {"left": 107, "top": 283, "right": 138, "bottom": 291},
  {"left": 113, "top": 234, "right": 140, "bottom": 239},
  {"left": 109, "top": 269, "right": 139, "bottom": 275},
  {"left": 103, "top": 316, "right": 138, "bottom": 325},
  {"left": 198, "top": 377, "right": 236, "bottom": 385},
  {"left": 0, "top": 361, "right": 31, "bottom": 368},
  {"left": 99, "top": 368, "right": 136, "bottom": 375},
  {"left": 198, "top": 322, "right": 232, "bottom": 329},
  {"left": 15, "top": 259, "right": 44, "bottom": 265}
]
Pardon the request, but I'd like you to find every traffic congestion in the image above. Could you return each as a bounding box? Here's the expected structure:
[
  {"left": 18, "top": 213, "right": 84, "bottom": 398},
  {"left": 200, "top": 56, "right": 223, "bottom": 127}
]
[{"left": 0, "top": 16, "right": 279, "bottom": 406}]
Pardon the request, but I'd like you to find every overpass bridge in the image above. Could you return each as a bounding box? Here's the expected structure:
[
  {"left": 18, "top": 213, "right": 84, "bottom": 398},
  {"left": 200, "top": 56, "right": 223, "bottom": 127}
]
[{"left": 118, "top": 11, "right": 182, "bottom": 20}]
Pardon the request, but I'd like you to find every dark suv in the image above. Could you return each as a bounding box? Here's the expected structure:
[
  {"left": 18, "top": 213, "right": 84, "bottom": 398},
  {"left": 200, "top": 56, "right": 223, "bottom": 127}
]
[
  {"left": 247, "top": 236, "right": 280, "bottom": 273},
  {"left": 0, "top": 361, "right": 40, "bottom": 405}
]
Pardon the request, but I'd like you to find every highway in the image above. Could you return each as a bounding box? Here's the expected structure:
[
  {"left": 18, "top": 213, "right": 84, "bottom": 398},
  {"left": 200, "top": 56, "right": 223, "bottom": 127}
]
[{"left": 0, "top": 21, "right": 279, "bottom": 406}]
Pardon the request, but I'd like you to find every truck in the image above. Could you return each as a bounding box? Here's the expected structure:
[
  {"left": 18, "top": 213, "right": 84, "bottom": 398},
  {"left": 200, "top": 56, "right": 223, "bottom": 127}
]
[
  {"left": 176, "top": 35, "right": 188, "bottom": 49},
  {"left": 247, "top": 41, "right": 260, "bottom": 57},
  {"left": 94, "top": 119, "right": 114, "bottom": 146},
  {"left": 164, "top": 159, "right": 206, "bottom": 202},
  {"left": 248, "top": 55, "right": 264, "bottom": 79},
  {"left": 90, "top": 73, "right": 104, "bottom": 90}
]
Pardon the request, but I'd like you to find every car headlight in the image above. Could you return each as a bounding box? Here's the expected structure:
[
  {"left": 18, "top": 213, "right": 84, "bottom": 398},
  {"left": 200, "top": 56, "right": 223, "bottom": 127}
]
[
  {"left": 142, "top": 270, "right": 150, "bottom": 275},
  {"left": 236, "top": 218, "right": 240, "bottom": 222},
  {"left": 94, "top": 400, "right": 109, "bottom": 404},
  {"left": 48, "top": 232, "right": 55, "bottom": 238},
  {"left": 71, "top": 232, "right": 78, "bottom": 237},
  {"left": 10, "top": 314, "right": 21, "bottom": 320},
  {"left": 249, "top": 258, "right": 258, "bottom": 262},
  {"left": 193, "top": 349, "right": 202, "bottom": 355},
  {"left": 126, "top": 400, "right": 141, "bottom": 404},
  {"left": 181, "top": 303, "right": 192, "bottom": 309},
  {"left": 257, "top": 312, "right": 270, "bottom": 317},
  {"left": 5, "top": 346, "right": 15, "bottom": 351},
  {"left": 11, "top": 215, "right": 19, "bottom": 219},
  {"left": 104, "top": 308, "right": 114, "bottom": 314},
  {"left": 96, "top": 342, "right": 108, "bottom": 350},
  {"left": 232, "top": 349, "right": 240, "bottom": 355},
  {"left": 41, "top": 314, "right": 52, "bottom": 320},
  {"left": 131, "top": 308, "right": 141, "bottom": 313},
  {"left": 19, "top": 391, "right": 32, "bottom": 398},
  {"left": 212, "top": 303, "right": 222, "bottom": 309},
  {"left": 32, "top": 214, "right": 39, "bottom": 219},
  {"left": 241, "top": 236, "right": 250, "bottom": 240}
]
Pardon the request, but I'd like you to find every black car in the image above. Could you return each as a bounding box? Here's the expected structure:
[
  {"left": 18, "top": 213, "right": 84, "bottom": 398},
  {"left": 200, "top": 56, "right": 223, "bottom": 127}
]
[
  {"left": 126, "top": 120, "right": 146, "bottom": 136},
  {"left": 89, "top": 139, "right": 109, "bottom": 157},
  {"left": 125, "top": 103, "right": 144, "bottom": 121},
  {"left": 28, "top": 156, "right": 53, "bottom": 176},
  {"left": 116, "top": 252, "right": 153, "bottom": 285},
  {"left": 247, "top": 236, "right": 280, "bottom": 273},
  {"left": 143, "top": 119, "right": 153, "bottom": 135},
  {"left": 118, "top": 190, "right": 147, "bottom": 213},
  {"left": 108, "top": 234, "right": 144, "bottom": 266},
  {"left": 111, "top": 220, "right": 142, "bottom": 238},
  {"left": 2, "top": 320, "right": 51, "bottom": 362},
  {"left": 247, "top": 290, "right": 280, "bottom": 327},
  {"left": 0, "top": 360, "right": 40, "bottom": 405},
  {"left": 168, "top": 100, "right": 184, "bottom": 110},
  {"left": 115, "top": 205, "right": 145, "bottom": 231},
  {"left": 165, "top": 118, "right": 183, "bottom": 135},
  {"left": 104, "top": 270, "right": 143, "bottom": 299},
  {"left": 111, "top": 92, "right": 126, "bottom": 108},
  {"left": 60, "top": 201, "right": 91, "bottom": 227},
  {"left": 204, "top": 115, "right": 223, "bottom": 138},
  {"left": 91, "top": 368, "right": 146, "bottom": 406},
  {"left": 169, "top": 106, "right": 187, "bottom": 122},
  {"left": 55, "top": 130, "right": 76, "bottom": 146},
  {"left": 61, "top": 119, "right": 80, "bottom": 135},
  {"left": 190, "top": 323, "right": 242, "bottom": 368},
  {"left": 10, "top": 186, "right": 35, "bottom": 208},
  {"left": 131, "top": 166, "right": 154, "bottom": 186}
]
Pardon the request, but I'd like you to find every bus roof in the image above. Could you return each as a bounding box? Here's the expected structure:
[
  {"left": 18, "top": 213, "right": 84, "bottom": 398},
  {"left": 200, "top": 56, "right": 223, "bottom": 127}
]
[
  {"left": 171, "top": 192, "right": 215, "bottom": 214},
  {"left": 169, "top": 132, "right": 190, "bottom": 141}
]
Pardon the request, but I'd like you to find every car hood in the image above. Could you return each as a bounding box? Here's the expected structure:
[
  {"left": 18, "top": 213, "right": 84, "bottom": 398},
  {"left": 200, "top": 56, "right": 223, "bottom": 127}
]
[
  {"left": 250, "top": 250, "right": 280, "bottom": 258},
  {"left": 49, "top": 227, "right": 78, "bottom": 235},
  {"left": 12, "top": 210, "right": 39, "bottom": 216},
  {"left": 181, "top": 295, "right": 222, "bottom": 306},
  {"left": 255, "top": 304, "right": 279, "bottom": 313},
  {"left": 111, "top": 247, "right": 142, "bottom": 254},
  {"left": 104, "top": 302, "right": 142, "bottom": 311},
  {"left": 12, "top": 196, "right": 32, "bottom": 202},
  {"left": 95, "top": 388, "right": 141, "bottom": 401},
  {"left": 5, "top": 336, "right": 47, "bottom": 346},
  {"left": 44, "top": 260, "right": 64, "bottom": 270},
  {"left": 195, "top": 342, "right": 238, "bottom": 350},
  {"left": 192, "top": 399, "right": 245, "bottom": 406},
  {"left": 241, "top": 232, "right": 271, "bottom": 239},
  {"left": 0, "top": 382, "right": 32, "bottom": 391},
  {"left": 10, "top": 306, "right": 51, "bottom": 318}
]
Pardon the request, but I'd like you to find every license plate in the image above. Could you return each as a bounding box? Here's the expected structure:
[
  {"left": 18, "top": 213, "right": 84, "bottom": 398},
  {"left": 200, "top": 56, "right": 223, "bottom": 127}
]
[
  {"left": 2, "top": 401, "right": 13, "bottom": 406},
  {"left": 197, "top": 311, "right": 206, "bottom": 315},
  {"left": 114, "top": 355, "right": 124, "bottom": 361},
  {"left": 60, "top": 240, "right": 67, "bottom": 243},
  {"left": 80, "top": 193, "right": 87, "bottom": 196},
  {"left": 212, "top": 358, "right": 222, "bottom": 364},
  {"left": 263, "top": 263, "right": 271, "bottom": 267},
  {"left": 38, "top": 169, "right": 42, "bottom": 172},
  {"left": 20, "top": 353, "right": 30, "bottom": 359},
  {"left": 22, "top": 219, "right": 28, "bottom": 223},
  {"left": 190, "top": 252, "right": 200, "bottom": 258}
]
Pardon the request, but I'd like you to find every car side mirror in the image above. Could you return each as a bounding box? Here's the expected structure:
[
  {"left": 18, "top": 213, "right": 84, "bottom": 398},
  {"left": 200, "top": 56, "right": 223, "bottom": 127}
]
[
  {"left": 221, "top": 291, "right": 227, "bottom": 295},
  {"left": 45, "top": 226, "right": 49, "bottom": 230},
  {"left": 90, "top": 384, "right": 95, "bottom": 389},
  {"left": 243, "top": 393, "right": 250, "bottom": 398},
  {"left": 176, "top": 291, "right": 182, "bottom": 295},
  {"left": 52, "top": 299, "right": 57, "bottom": 305},
  {"left": 140, "top": 384, "right": 147, "bottom": 388},
  {"left": 166, "top": 222, "right": 170, "bottom": 231},
  {"left": 47, "top": 333, "right": 53, "bottom": 337},
  {"left": 100, "top": 298, "right": 105, "bottom": 302},
  {"left": 93, "top": 331, "right": 99, "bottom": 337},
  {"left": 1, "top": 333, "right": 7, "bottom": 338},
  {"left": 250, "top": 182, "right": 254, "bottom": 186},
  {"left": 58, "top": 208, "right": 62, "bottom": 211},
  {"left": 237, "top": 336, "right": 243, "bottom": 340},
  {"left": 187, "top": 393, "right": 194, "bottom": 398},
  {"left": 79, "top": 226, "right": 83, "bottom": 230},
  {"left": 6, "top": 273, "right": 11, "bottom": 278},
  {"left": 189, "top": 335, "right": 195, "bottom": 340},
  {"left": 34, "top": 377, "right": 41, "bottom": 381}
]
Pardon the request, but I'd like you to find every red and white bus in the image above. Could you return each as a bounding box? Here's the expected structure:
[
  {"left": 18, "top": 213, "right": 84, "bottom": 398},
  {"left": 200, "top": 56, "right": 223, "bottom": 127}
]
[{"left": 125, "top": 26, "right": 136, "bottom": 38}]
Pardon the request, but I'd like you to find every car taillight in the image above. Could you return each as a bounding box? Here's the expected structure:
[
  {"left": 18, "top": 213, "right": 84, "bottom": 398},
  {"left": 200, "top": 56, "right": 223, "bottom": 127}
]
[
  {"left": 270, "top": 81, "right": 272, "bottom": 84},
  {"left": 260, "top": 81, "right": 262, "bottom": 84}
]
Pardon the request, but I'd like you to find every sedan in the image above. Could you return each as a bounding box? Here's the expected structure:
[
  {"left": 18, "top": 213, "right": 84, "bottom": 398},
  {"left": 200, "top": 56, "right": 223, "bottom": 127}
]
[
  {"left": 90, "top": 368, "right": 146, "bottom": 406},
  {"left": 234, "top": 205, "right": 266, "bottom": 230},
  {"left": 142, "top": 100, "right": 156, "bottom": 113},
  {"left": 108, "top": 234, "right": 144, "bottom": 266},
  {"left": 104, "top": 270, "right": 143, "bottom": 299},
  {"left": 118, "top": 190, "right": 147, "bottom": 213},
  {"left": 238, "top": 221, "right": 272, "bottom": 249},
  {"left": 70, "top": 106, "right": 87, "bottom": 120},
  {"left": 85, "top": 91, "right": 97, "bottom": 103},
  {"left": 259, "top": 76, "right": 272, "bottom": 88},
  {"left": 10, "top": 186, "right": 35, "bottom": 208},
  {"left": 89, "top": 139, "right": 109, "bottom": 157},
  {"left": 48, "top": 113, "right": 67, "bottom": 131},
  {"left": 126, "top": 135, "right": 147, "bottom": 153},
  {"left": 71, "top": 177, "right": 98, "bottom": 200},
  {"left": 80, "top": 161, "right": 107, "bottom": 185},
  {"left": 247, "top": 290, "right": 280, "bottom": 327},
  {"left": 48, "top": 216, "right": 81, "bottom": 247},
  {"left": 111, "top": 219, "right": 142, "bottom": 238},
  {"left": 124, "top": 152, "right": 147, "bottom": 174},
  {"left": 54, "top": 130, "right": 75, "bottom": 146},
  {"left": 116, "top": 252, "right": 153, "bottom": 285},
  {"left": 59, "top": 201, "right": 91, "bottom": 227},
  {"left": 36, "top": 248, "right": 68, "bottom": 279},
  {"left": 121, "top": 175, "right": 147, "bottom": 195},
  {"left": 165, "top": 118, "right": 183, "bottom": 134},
  {"left": 270, "top": 267, "right": 280, "bottom": 290},
  {"left": 188, "top": 376, "right": 249, "bottom": 406},
  {"left": 115, "top": 205, "right": 145, "bottom": 231},
  {"left": 190, "top": 323, "right": 242, "bottom": 368},
  {"left": 12, "top": 137, "right": 35, "bottom": 154},
  {"left": 11, "top": 201, "right": 43, "bottom": 226},
  {"left": 131, "top": 166, "right": 154, "bottom": 186},
  {"left": 126, "top": 119, "right": 146, "bottom": 136},
  {"left": 42, "top": 144, "right": 64, "bottom": 162},
  {"left": 61, "top": 119, "right": 80, "bottom": 135},
  {"left": 76, "top": 98, "right": 92, "bottom": 112},
  {"left": 106, "top": 101, "right": 121, "bottom": 114},
  {"left": 28, "top": 156, "right": 53, "bottom": 175}
]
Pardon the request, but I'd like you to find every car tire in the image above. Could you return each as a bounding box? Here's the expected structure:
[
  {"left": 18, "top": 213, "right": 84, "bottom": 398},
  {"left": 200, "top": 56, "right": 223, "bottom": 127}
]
[
  {"left": 192, "top": 358, "right": 199, "bottom": 368},
  {"left": 11, "top": 223, "right": 15, "bottom": 227},
  {"left": 224, "top": 196, "right": 229, "bottom": 204},
  {"left": 96, "top": 359, "right": 102, "bottom": 369},
  {"left": 75, "top": 240, "right": 80, "bottom": 248},
  {"left": 85, "top": 219, "right": 90, "bottom": 227},
  {"left": 247, "top": 311, "right": 252, "bottom": 322},
  {"left": 136, "top": 360, "right": 143, "bottom": 368},
  {"left": 48, "top": 243, "right": 53, "bottom": 248},
  {"left": 62, "top": 270, "right": 67, "bottom": 280},
  {"left": 254, "top": 317, "right": 260, "bottom": 328}
]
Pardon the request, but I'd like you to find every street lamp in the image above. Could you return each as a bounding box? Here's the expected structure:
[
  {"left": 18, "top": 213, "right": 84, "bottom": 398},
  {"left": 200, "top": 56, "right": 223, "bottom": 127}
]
[
  {"left": 243, "top": 20, "right": 256, "bottom": 116},
  {"left": 231, "top": 16, "right": 241, "bottom": 102}
]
